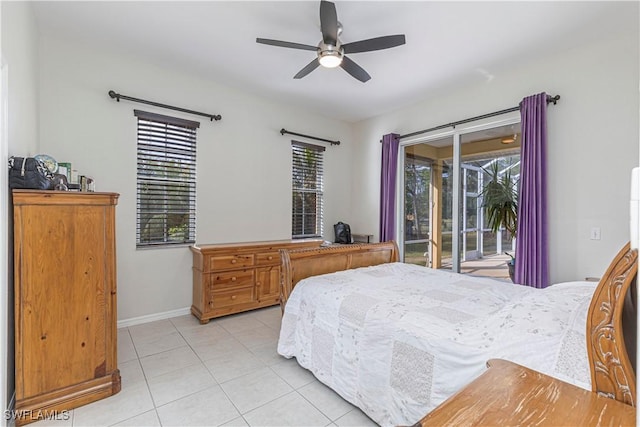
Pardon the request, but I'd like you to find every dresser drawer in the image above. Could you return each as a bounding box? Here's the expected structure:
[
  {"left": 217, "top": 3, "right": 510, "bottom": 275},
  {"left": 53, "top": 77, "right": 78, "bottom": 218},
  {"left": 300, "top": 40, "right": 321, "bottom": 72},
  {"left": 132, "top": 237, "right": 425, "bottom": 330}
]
[
  {"left": 209, "top": 270, "right": 254, "bottom": 290},
  {"left": 256, "top": 251, "right": 279, "bottom": 266},
  {"left": 208, "top": 254, "right": 254, "bottom": 271},
  {"left": 210, "top": 287, "right": 255, "bottom": 308}
]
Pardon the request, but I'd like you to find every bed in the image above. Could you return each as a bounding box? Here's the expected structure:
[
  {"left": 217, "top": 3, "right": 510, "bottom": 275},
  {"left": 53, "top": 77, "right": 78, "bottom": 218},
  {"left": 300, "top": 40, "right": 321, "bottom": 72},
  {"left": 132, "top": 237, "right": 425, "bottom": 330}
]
[{"left": 277, "top": 241, "right": 637, "bottom": 426}]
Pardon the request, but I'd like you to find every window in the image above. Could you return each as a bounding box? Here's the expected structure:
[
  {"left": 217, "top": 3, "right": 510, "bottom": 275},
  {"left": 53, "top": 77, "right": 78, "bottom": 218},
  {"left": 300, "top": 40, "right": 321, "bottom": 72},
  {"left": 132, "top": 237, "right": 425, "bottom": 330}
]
[
  {"left": 135, "top": 110, "right": 198, "bottom": 247},
  {"left": 292, "top": 141, "right": 325, "bottom": 239}
]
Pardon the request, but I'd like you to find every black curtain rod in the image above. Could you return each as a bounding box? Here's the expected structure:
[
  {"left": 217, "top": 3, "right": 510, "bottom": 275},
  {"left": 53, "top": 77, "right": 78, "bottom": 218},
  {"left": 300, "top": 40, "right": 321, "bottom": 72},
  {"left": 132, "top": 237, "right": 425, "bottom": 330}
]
[
  {"left": 108, "top": 90, "right": 222, "bottom": 121},
  {"left": 384, "top": 94, "right": 560, "bottom": 141},
  {"left": 280, "top": 128, "right": 340, "bottom": 146}
]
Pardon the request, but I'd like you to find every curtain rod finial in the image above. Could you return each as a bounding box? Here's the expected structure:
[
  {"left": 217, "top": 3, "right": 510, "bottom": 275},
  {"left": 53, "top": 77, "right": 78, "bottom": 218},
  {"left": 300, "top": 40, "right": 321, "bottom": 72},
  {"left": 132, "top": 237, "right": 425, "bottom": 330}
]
[
  {"left": 108, "top": 90, "right": 120, "bottom": 102},
  {"left": 280, "top": 128, "right": 287, "bottom": 135}
]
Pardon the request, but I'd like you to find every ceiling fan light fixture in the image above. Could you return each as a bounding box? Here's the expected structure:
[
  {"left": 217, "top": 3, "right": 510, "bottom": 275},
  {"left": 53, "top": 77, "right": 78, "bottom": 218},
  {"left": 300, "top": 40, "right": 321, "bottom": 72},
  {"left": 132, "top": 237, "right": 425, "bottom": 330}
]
[
  {"left": 319, "top": 52, "right": 342, "bottom": 68},
  {"left": 318, "top": 42, "right": 343, "bottom": 68}
]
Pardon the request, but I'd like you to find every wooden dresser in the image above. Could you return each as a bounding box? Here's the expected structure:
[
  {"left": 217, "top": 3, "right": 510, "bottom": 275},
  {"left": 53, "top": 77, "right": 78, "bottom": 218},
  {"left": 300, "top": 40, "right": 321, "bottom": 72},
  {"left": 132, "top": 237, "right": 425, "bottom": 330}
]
[
  {"left": 415, "top": 358, "right": 636, "bottom": 426},
  {"left": 190, "top": 239, "right": 322, "bottom": 323},
  {"left": 12, "top": 190, "right": 121, "bottom": 425}
]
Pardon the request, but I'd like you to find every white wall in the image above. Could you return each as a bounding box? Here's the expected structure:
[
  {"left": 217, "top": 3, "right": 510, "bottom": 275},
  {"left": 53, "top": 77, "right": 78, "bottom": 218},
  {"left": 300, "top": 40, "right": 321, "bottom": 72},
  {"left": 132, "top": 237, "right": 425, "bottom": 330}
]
[
  {"left": 2, "top": 3, "right": 39, "bottom": 157},
  {"left": 37, "top": 37, "right": 354, "bottom": 321},
  {"left": 1, "top": 1, "right": 40, "bottom": 419},
  {"left": 352, "top": 31, "right": 639, "bottom": 284}
]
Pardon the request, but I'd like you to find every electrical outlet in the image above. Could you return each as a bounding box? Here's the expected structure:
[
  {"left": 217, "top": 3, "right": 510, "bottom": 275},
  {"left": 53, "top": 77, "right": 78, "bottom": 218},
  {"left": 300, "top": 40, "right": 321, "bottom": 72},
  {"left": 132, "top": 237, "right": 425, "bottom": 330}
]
[{"left": 590, "top": 227, "right": 601, "bottom": 240}]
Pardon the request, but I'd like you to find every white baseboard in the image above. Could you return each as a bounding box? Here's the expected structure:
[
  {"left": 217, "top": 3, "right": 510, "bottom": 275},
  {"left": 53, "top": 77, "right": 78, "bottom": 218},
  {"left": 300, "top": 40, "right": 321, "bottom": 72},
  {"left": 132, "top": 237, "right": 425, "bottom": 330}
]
[{"left": 117, "top": 307, "right": 191, "bottom": 328}]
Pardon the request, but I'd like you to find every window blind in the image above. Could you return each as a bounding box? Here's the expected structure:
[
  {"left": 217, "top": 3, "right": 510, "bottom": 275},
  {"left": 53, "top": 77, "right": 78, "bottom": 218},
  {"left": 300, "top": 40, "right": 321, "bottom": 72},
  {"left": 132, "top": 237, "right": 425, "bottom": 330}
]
[
  {"left": 292, "top": 141, "right": 325, "bottom": 239},
  {"left": 135, "top": 110, "right": 198, "bottom": 247}
]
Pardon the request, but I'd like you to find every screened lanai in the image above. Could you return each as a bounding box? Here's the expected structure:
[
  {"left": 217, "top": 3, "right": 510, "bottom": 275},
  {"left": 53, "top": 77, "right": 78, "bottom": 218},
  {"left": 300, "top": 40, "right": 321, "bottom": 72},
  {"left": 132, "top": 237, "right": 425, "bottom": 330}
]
[{"left": 402, "top": 124, "right": 521, "bottom": 280}]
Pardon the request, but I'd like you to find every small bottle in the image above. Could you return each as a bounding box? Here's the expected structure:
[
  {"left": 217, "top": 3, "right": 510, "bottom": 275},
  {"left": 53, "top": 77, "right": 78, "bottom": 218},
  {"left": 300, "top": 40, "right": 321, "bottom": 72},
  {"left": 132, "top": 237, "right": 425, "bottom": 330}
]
[{"left": 54, "top": 177, "right": 68, "bottom": 191}]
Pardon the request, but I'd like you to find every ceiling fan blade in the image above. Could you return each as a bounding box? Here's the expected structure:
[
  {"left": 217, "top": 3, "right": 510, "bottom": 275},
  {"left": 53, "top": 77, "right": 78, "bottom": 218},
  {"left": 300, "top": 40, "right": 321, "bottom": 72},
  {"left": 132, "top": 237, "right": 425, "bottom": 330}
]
[
  {"left": 256, "top": 38, "right": 318, "bottom": 51},
  {"left": 294, "top": 58, "right": 320, "bottom": 79},
  {"left": 320, "top": 0, "right": 338, "bottom": 45},
  {"left": 340, "top": 56, "right": 371, "bottom": 82},
  {"left": 343, "top": 35, "right": 406, "bottom": 54}
]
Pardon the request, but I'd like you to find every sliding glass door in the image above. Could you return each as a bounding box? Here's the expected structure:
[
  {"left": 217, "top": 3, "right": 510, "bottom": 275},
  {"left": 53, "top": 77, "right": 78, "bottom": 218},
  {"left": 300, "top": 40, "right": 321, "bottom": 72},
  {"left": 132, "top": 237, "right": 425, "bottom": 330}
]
[
  {"left": 400, "top": 120, "right": 520, "bottom": 279},
  {"left": 403, "top": 149, "right": 431, "bottom": 265},
  {"left": 402, "top": 136, "right": 454, "bottom": 271}
]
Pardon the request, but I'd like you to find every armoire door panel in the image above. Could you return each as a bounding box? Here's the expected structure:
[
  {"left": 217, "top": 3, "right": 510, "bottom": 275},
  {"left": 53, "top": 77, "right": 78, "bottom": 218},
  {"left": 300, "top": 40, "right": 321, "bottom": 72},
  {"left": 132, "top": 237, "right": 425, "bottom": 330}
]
[{"left": 19, "top": 206, "right": 107, "bottom": 396}]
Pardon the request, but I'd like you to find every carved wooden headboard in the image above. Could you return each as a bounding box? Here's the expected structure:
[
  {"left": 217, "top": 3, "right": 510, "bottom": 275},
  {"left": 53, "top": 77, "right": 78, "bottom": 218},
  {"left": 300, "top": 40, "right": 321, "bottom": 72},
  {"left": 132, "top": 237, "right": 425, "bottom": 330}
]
[
  {"left": 279, "top": 241, "right": 399, "bottom": 312},
  {"left": 587, "top": 242, "right": 637, "bottom": 406}
]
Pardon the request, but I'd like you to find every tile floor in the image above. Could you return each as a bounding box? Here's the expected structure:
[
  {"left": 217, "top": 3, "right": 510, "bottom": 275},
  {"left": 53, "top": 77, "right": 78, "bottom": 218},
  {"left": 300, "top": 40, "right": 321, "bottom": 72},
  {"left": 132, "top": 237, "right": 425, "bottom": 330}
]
[{"left": 32, "top": 306, "right": 377, "bottom": 427}]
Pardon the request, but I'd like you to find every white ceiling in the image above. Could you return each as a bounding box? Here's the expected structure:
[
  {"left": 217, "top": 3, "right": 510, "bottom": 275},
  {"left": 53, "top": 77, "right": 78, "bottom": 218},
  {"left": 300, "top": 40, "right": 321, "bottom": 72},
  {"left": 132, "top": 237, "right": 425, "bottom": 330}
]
[{"left": 32, "top": 1, "right": 638, "bottom": 123}]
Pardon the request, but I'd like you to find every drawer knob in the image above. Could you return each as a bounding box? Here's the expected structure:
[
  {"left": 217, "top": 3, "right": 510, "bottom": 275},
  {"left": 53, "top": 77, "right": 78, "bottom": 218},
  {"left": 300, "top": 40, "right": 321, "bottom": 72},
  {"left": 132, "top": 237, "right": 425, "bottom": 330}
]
[
  {"left": 231, "top": 259, "right": 237, "bottom": 264},
  {"left": 256, "top": 282, "right": 261, "bottom": 287},
  {"left": 231, "top": 295, "right": 237, "bottom": 300},
  {"left": 268, "top": 256, "right": 273, "bottom": 260},
  {"left": 231, "top": 277, "right": 237, "bottom": 281}
]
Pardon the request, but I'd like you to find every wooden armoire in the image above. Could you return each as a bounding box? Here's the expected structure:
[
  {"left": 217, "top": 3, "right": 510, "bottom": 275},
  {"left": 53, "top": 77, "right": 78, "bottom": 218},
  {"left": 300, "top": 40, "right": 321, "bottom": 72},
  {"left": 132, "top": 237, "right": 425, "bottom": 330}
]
[{"left": 12, "top": 190, "right": 121, "bottom": 425}]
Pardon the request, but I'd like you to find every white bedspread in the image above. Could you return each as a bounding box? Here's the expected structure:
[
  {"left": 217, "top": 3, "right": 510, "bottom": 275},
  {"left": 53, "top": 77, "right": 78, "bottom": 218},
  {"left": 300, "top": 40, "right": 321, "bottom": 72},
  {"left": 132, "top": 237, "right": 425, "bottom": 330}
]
[{"left": 277, "top": 262, "right": 596, "bottom": 426}]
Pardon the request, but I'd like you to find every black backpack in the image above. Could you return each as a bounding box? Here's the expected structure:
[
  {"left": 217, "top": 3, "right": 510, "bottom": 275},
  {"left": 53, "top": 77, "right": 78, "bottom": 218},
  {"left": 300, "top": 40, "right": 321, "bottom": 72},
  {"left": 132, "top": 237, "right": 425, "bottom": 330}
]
[{"left": 334, "top": 221, "right": 353, "bottom": 244}]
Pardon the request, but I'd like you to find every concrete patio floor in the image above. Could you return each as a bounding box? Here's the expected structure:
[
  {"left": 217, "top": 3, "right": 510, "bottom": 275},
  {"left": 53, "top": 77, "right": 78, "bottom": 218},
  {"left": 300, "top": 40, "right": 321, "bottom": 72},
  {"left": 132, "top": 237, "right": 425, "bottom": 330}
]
[{"left": 453, "top": 253, "right": 512, "bottom": 280}]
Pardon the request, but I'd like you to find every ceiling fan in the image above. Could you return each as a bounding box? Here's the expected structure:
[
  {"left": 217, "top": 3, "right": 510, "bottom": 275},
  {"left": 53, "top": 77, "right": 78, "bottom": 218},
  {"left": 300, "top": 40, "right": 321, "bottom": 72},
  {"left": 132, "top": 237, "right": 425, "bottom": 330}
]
[{"left": 256, "top": 0, "right": 406, "bottom": 83}]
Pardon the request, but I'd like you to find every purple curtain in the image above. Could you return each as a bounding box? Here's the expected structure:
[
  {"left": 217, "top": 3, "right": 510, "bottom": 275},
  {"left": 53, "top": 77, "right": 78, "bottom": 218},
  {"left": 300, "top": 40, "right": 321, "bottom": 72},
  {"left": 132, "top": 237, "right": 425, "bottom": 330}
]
[
  {"left": 515, "top": 93, "right": 549, "bottom": 288},
  {"left": 380, "top": 133, "right": 400, "bottom": 242}
]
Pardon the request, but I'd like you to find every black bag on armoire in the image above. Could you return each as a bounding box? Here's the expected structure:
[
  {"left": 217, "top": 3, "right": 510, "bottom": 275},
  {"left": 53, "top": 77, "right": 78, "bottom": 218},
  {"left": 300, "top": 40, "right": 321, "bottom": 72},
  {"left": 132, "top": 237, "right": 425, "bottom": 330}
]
[
  {"left": 8, "top": 157, "right": 55, "bottom": 190},
  {"left": 334, "top": 221, "right": 353, "bottom": 244}
]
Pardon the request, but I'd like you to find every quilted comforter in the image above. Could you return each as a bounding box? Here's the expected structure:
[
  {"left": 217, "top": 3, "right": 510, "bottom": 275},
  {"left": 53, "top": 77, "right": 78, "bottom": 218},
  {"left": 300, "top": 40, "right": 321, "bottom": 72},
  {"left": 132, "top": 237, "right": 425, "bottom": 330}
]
[{"left": 277, "top": 262, "right": 596, "bottom": 426}]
